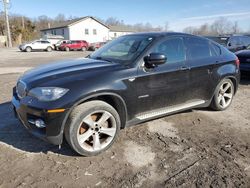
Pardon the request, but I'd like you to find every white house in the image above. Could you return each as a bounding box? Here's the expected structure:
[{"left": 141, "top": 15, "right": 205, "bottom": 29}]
[
  {"left": 41, "top": 16, "right": 110, "bottom": 43},
  {"left": 41, "top": 16, "right": 135, "bottom": 43}
]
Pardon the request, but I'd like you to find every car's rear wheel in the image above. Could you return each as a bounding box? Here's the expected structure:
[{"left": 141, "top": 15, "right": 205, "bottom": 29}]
[
  {"left": 211, "top": 78, "right": 234, "bottom": 111},
  {"left": 47, "top": 46, "right": 52, "bottom": 52},
  {"left": 25, "top": 46, "right": 32, "bottom": 52},
  {"left": 65, "top": 100, "right": 120, "bottom": 156},
  {"left": 81, "top": 47, "right": 87, "bottom": 51},
  {"left": 65, "top": 47, "right": 70, "bottom": 52}
]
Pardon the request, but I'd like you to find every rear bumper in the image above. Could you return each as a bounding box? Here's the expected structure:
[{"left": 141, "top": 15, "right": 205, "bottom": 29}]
[{"left": 12, "top": 94, "right": 68, "bottom": 145}]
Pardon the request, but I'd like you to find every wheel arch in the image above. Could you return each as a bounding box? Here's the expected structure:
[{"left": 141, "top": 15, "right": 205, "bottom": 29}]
[
  {"left": 223, "top": 75, "right": 238, "bottom": 95},
  {"left": 62, "top": 92, "right": 128, "bottom": 134},
  {"left": 25, "top": 46, "right": 32, "bottom": 50},
  {"left": 212, "top": 75, "right": 238, "bottom": 100}
]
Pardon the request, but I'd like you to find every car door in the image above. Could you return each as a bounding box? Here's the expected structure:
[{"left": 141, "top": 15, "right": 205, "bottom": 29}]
[
  {"left": 31, "top": 41, "right": 41, "bottom": 50},
  {"left": 184, "top": 37, "right": 221, "bottom": 102},
  {"left": 135, "top": 36, "right": 190, "bottom": 114},
  {"left": 41, "top": 41, "right": 49, "bottom": 49}
]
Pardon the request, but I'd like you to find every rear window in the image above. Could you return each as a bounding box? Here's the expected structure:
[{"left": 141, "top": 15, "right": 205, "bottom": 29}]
[
  {"left": 185, "top": 37, "right": 211, "bottom": 60},
  {"left": 210, "top": 43, "right": 221, "bottom": 56}
]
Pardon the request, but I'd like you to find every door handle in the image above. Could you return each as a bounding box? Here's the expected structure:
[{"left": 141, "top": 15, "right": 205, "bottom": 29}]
[{"left": 180, "top": 66, "right": 190, "bottom": 71}]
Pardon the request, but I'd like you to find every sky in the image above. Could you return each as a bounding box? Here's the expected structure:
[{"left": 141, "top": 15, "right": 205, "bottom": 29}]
[{"left": 2, "top": 0, "right": 250, "bottom": 32}]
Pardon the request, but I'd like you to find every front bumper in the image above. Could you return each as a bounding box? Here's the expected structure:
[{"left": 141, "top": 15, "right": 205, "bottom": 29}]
[{"left": 12, "top": 93, "right": 68, "bottom": 145}]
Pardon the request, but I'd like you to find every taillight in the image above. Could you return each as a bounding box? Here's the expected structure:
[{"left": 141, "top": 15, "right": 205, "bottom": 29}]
[{"left": 236, "top": 57, "right": 240, "bottom": 68}]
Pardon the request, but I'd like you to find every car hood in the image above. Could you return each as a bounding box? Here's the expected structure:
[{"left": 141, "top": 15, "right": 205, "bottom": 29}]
[
  {"left": 20, "top": 58, "right": 120, "bottom": 87},
  {"left": 235, "top": 50, "right": 250, "bottom": 57}
]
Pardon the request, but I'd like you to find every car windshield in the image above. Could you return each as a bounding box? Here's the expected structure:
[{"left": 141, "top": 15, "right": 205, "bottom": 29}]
[{"left": 89, "top": 35, "right": 155, "bottom": 64}]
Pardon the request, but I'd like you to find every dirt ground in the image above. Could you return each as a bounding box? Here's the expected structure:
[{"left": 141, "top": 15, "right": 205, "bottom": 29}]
[{"left": 0, "top": 48, "right": 249, "bottom": 188}]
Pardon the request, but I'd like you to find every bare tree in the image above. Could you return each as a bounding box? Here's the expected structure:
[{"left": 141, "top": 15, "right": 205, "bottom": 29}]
[
  {"left": 232, "top": 21, "right": 241, "bottom": 34},
  {"left": 210, "top": 17, "right": 233, "bottom": 35},
  {"left": 105, "top": 17, "right": 123, "bottom": 26},
  {"left": 183, "top": 26, "right": 198, "bottom": 35},
  {"left": 54, "top": 14, "right": 66, "bottom": 23},
  {"left": 183, "top": 17, "right": 241, "bottom": 35}
]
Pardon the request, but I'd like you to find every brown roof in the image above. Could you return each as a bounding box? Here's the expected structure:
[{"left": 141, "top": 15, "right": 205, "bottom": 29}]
[
  {"left": 41, "top": 16, "right": 109, "bottom": 31},
  {"left": 109, "top": 25, "right": 135, "bottom": 32}
]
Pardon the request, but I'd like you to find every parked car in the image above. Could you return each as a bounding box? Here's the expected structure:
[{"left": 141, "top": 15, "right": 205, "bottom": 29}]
[
  {"left": 54, "top": 40, "right": 68, "bottom": 51},
  {"left": 88, "top": 42, "right": 107, "bottom": 51},
  {"left": 59, "top": 40, "right": 89, "bottom": 51},
  {"left": 235, "top": 45, "right": 250, "bottom": 72},
  {"left": 42, "top": 34, "right": 64, "bottom": 47},
  {"left": 12, "top": 32, "right": 240, "bottom": 156},
  {"left": 205, "top": 35, "right": 250, "bottom": 52},
  {"left": 19, "top": 40, "right": 54, "bottom": 52}
]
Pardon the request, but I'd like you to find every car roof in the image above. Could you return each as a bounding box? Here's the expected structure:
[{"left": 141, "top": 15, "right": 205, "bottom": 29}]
[{"left": 126, "top": 32, "right": 195, "bottom": 38}]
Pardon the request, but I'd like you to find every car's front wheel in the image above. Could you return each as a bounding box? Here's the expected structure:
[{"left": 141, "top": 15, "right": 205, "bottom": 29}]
[
  {"left": 65, "top": 100, "right": 120, "bottom": 156},
  {"left": 211, "top": 78, "right": 234, "bottom": 111},
  {"left": 25, "top": 46, "right": 32, "bottom": 52}
]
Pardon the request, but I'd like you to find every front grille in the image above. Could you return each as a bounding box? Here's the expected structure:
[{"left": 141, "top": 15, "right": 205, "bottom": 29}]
[{"left": 16, "top": 80, "right": 27, "bottom": 99}]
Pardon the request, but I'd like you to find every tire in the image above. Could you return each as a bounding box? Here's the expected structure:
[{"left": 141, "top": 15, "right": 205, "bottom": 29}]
[
  {"left": 81, "top": 47, "right": 87, "bottom": 51},
  {"left": 46, "top": 46, "right": 52, "bottom": 52},
  {"left": 65, "top": 47, "right": 70, "bottom": 52},
  {"left": 25, "top": 46, "right": 32, "bottom": 52},
  {"left": 65, "top": 100, "right": 121, "bottom": 156},
  {"left": 210, "top": 78, "right": 234, "bottom": 111}
]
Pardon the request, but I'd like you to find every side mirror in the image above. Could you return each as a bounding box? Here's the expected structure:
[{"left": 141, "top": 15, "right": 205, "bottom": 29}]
[
  {"left": 228, "top": 42, "right": 232, "bottom": 47},
  {"left": 144, "top": 53, "right": 166, "bottom": 68}
]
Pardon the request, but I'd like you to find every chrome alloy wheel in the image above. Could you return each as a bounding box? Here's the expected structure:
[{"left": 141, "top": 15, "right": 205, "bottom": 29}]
[
  {"left": 76, "top": 110, "right": 117, "bottom": 152},
  {"left": 217, "top": 81, "right": 233, "bottom": 109}
]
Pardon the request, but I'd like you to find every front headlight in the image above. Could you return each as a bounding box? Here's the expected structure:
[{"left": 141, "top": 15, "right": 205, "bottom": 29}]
[{"left": 28, "top": 87, "right": 69, "bottom": 101}]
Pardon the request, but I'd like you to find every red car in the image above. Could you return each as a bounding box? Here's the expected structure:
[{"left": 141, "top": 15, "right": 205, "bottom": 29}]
[
  {"left": 88, "top": 42, "right": 107, "bottom": 51},
  {"left": 59, "top": 40, "right": 89, "bottom": 51}
]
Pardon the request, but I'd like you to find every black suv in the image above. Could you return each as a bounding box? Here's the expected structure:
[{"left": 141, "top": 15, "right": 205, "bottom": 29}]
[
  {"left": 206, "top": 35, "right": 250, "bottom": 52},
  {"left": 12, "top": 32, "right": 240, "bottom": 156}
]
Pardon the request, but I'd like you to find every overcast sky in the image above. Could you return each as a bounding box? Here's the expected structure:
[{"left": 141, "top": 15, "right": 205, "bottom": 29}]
[{"left": 3, "top": 0, "right": 250, "bottom": 31}]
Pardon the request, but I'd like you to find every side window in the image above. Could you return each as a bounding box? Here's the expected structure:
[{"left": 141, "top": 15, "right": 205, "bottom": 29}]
[
  {"left": 93, "top": 29, "right": 97, "bottom": 35},
  {"left": 229, "top": 36, "right": 241, "bottom": 46},
  {"left": 185, "top": 37, "right": 211, "bottom": 60},
  {"left": 41, "top": 41, "right": 49, "bottom": 44},
  {"left": 242, "top": 36, "right": 250, "bottom": 46},
  {"left": 152, "top": 37, "right": 185, "bottom": 64},
  {"left": 210, "top": 43, "right": 221, "bottom": 57}
]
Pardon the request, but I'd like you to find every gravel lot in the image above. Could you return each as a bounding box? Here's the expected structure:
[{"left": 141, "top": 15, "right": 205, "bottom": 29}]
[{"left": 0, "top": 48, "right": 249, "bottom": 188}]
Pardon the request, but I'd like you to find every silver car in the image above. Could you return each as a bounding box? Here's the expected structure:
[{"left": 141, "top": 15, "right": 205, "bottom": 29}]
[{"left": 19, "top": 40, "right": 54, "bottom": 52}]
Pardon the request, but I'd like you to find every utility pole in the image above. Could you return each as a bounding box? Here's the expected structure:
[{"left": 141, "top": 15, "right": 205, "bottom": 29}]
[{"left": 3, "top": 0, "right": 12, "bottom": 47}]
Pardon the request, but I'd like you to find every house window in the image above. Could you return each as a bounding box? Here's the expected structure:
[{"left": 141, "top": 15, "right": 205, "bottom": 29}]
[
  {"left": 93, "top": 29, "right": 97, "bottom": 35},
  {"left": 85, "top": 29, "right": 89, "bottom": 35},
  {"left": 52, "top": 30, "right": 56, "bottom": 35},
  {"left": 62, "top": 29, "right": 64, "bottom": 35},
  {"left": 114, "top": 33, "right": 117, "bottom": 37}
]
